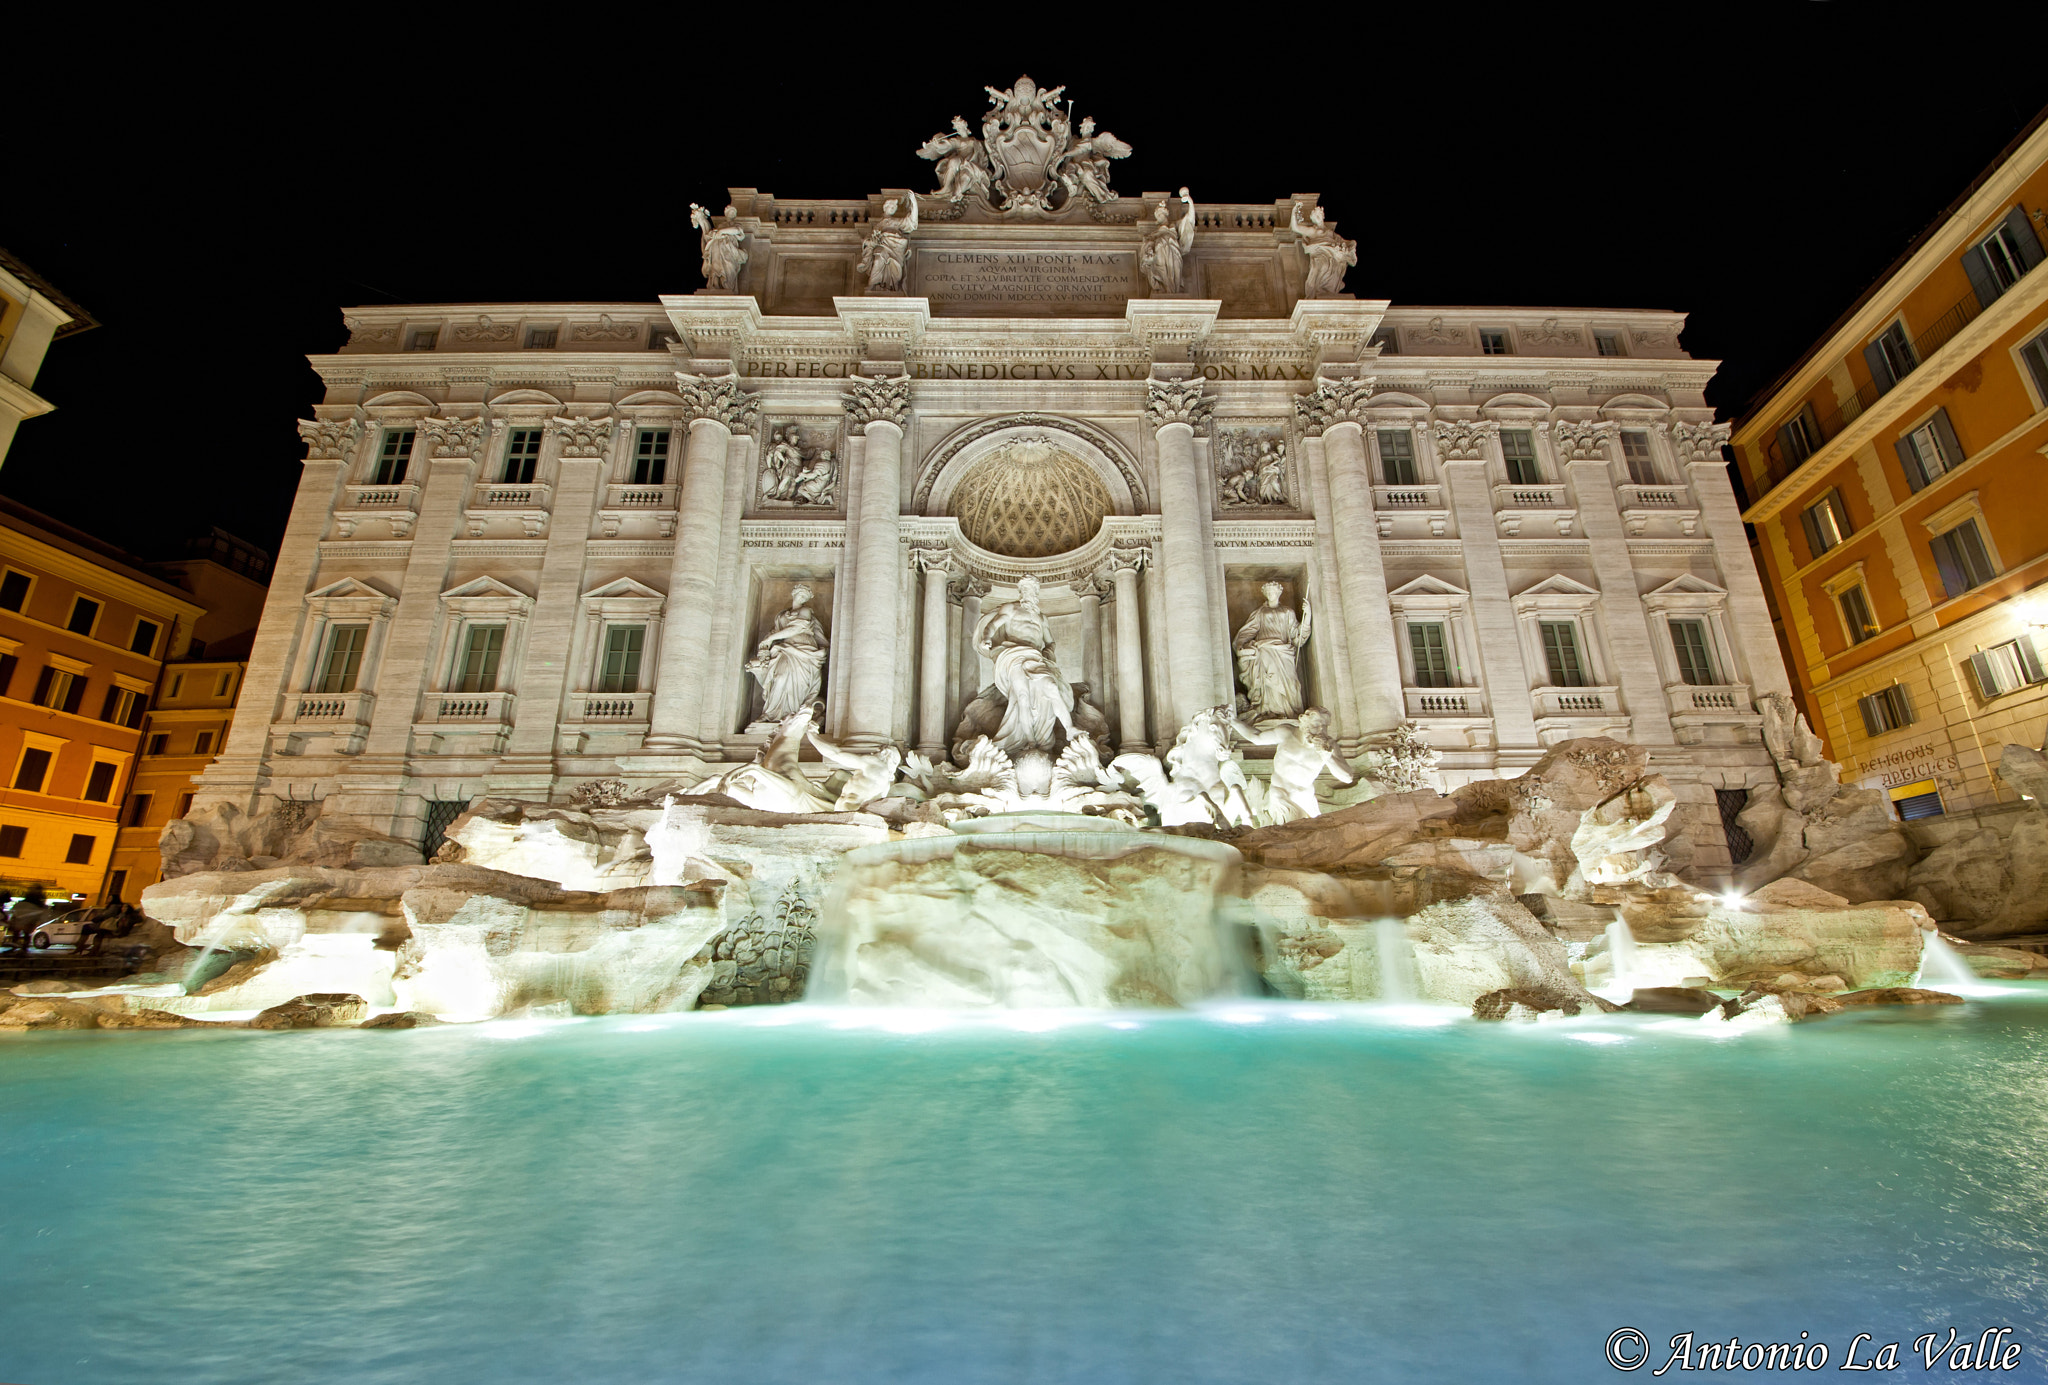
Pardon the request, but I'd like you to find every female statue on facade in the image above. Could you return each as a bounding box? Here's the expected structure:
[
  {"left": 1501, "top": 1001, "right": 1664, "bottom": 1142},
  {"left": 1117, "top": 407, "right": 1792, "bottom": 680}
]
[
  {"left": 1139, "top": 187, "right": 1195, "bottom": 295},
  {"left": 1256, "top": 443, "right": 1288, "bottom": 504},
  {"left": 917, "top": 116, "right": 991, "bottom": 204},
  {"left": 761, "top": 424, "right": 804, "bottom": 500},
  {"left": 857, "top": 197, "right": 919, "bottom": 294},
  {"left": 1234, "top": 582, "right": 1311, "bottom": 722},
  {"left": 746, "top": 584, "right": 828, "bottom": 723},
  {"left": 1289, "top": 202, "right": 1357, "bottom": 299},
  {"left": 973, "top": 574, "right": 1078, "bottom": 754},
  {"left": 691, "top": 203, "right": 749, "bottom": 292}
]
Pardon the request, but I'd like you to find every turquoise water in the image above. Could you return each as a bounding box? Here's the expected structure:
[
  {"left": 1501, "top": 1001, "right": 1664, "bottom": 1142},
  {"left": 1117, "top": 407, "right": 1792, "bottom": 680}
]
[{"left": 5, "top": 994, "right": 2048, "bottom": 1384}]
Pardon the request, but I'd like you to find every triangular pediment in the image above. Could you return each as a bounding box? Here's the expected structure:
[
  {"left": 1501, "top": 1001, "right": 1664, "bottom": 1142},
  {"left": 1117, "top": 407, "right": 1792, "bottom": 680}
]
[
  {"left": 1389, "top": 574, "right": 1470, "bottom": 598},
  {"left": 1645, "top": 574, "right": 1725, "bottom": 598},
  {"left": 582, "top": 577, "right": 666, "bottom": 601},
  {"left": 306, "top": 577, "right": 395, "bottom": 601},
  {"left": 1515, "top": 574, "right": 1600, "bottom": 599},
  {"left": 442, "top": 575, "right": 532, "bottom": 601}
]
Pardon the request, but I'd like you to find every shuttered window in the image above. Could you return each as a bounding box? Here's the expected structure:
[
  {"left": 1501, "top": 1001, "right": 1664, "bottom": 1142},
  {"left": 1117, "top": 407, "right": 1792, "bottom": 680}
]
[
  {"left": 1540, "top": 621, "right": 1587, "bottom": 687},
  {"left": 1669, "top": 619, "right": 1716, "bottom": 685},
  {"left": 1961, "top": 205, "right": 2044, "bottom": 309},
  {"left": 1965, "top": 636, "right": 2047, "bottom": 700},
  {"left": 1377, "top": 430, "right": 1418, "bottom": 485},
  {"left": 1856, "top": 685, "right": 1913, "bottom": 737},
  {"left": 2019, "top": 329, "right": 2048, "bottom": 405},
  {"left": 1837, "top": 584, "right": 1879, "bottom": 644},
  {"left": 599, "top": 625, "right": 645, "bottom": 693},
  {"left": 1408, "top": 622, "right": 1453, "bottom": 688},
  {"left": 1777, "top": 403, "right": 1823, "bottom": 466},
  {"left": 315, "top": 624, "right": 368, "bottom": 694},
  {"left": 1930, "top": 520, "right": 1997, "bottom": 599},
  {"left": 1892, "top": 781, "right": 1945, "bottom": 821},
  {"left": 455, "top": 625, "right": 506, "bottom": 693},
  {"left": 372, "top": 429, "right": 415, "bottom": 486},
  {"left": 1864, "top": 320, "right": 1918, "bottom": 393},
  {"left": 1894, "top": 409, "right": 1963, "bottom": 491},
  {"left": 504, "top": 429, "right": 543, "bottom": 484},
  {"left": 1798, "top": 488, "right": 1853, "bottom": 559}
]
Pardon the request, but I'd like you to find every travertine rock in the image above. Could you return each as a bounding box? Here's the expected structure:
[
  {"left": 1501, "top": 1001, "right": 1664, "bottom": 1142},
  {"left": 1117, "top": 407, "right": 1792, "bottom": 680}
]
[
  {"left": 1830, "top": 987, "right": 1964, "bottom": 1008},
  {"left": 1687, "top": 897, "right": 1929, "bottom": 989},
  {"left": 1405, "top": 895, "right": 1601, "bottom": 1010},
  {"left": 1905, "top": 815, "right": 2048, "bottom": 935},
  {"left": 1624, "top": 986, "right": 1722, "bottom": 1015},
  {"left": 248, "top": 993, "right": 370, "bottom": 1029},
  {"left": 1998, "top": 739, "right": 2048, "bottom": 806},
  {"left": 1790, "top": 788, "right": 1917, "bottom": 901},
  {"left": 97, "top": 1009, "right": 232, "bottom": 1029},
  {"left": 1472, "top": 986, "right": 1600, "bottom": 1021},
  {"left": 358, "top": 1011, "right": 444, "bottom": 1029},
  {"left": 0, "top": 998, "right": 102, "bottom": 1029}
]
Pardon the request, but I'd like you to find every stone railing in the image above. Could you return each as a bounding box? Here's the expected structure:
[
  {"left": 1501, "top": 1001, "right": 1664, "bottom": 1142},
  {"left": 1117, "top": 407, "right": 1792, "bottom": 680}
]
[
  {"left": 597, "top": 483, "right": 679, "bottom": 539},
  {"left": 421, "top": 690, "right": 514, "bottom": 723},
  {"left": 1494, "top": 483, "right": 1567, "bottom": 509},
  {"left": 1533, "top": 686, "right": 1621, "bottom": 716},
  {"left": 567, "top": 690, "right": 650, "bottom": 722},
  {"left": 604, "top": 484, "right": 676, "bottom": 509},
  {"left": 1405, "top": 687, "right": 1488, "bottom": 717},
  {"left": 289, "top": 691, "right": 374, "bottom": 723},
  {"left": 1666, "top": 683, "right": 1754, "bottom": 715},
  {"left": 1617, "top": 483, "right": 1688, "bottom": 509},
  {"left": 1372, "top": 484, "right": 1449, "bottom": 537},
  {"left": 472, "top": 482, "right": 552, "bottom": 509},
  {"left": 343, "top": 483, "right": 420, "bottom": 510}
]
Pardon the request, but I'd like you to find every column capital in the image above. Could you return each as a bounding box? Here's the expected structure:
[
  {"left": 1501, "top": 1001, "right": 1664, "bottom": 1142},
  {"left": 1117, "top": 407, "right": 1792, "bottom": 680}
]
[
  {"left": 1291, "top": 380, "right": 1374, "bottom": 436},
  {"left": 1104, "top": 542, "right": 1151, "bottom": 577},
  {"left": 1071, "top": 572, "right": 1109, "bottom": 601},
  {"left": 297, "top": 416, "right": 362, "bottom": 460},
  {"left": 419, "top": 415, "right": 486, "bottom": 460},
  {"left": 1550, "top": 419, "right": 1619, "bottom": 462},
  {"left": 844, "top": 375, "right": 911, "bottom": 435},
  {"left": 949, "top": 573, "right": 991, "bottom": 604},
  {"left": 546, "top": 414, "right": 617, "bottom": 457},
  {"left": 1144, "top": 378, "right": 1214, "bottom": 433},
  {"left": 1430, "top": 418, "right": 1498, "bottom": 462},
  {"left": 675, "top": 373, "right": 761, "bottom": 432},
  {"left": 909, "top": 543, "right": 954, "bottom": 576},
  {"left": 1670, "top": 420, "right": 1733, "bottom": 465}
]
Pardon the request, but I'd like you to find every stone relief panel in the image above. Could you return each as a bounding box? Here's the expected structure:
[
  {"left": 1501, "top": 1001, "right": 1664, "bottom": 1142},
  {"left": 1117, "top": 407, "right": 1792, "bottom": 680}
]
[
  {"left": 756, "top": 417, "right": 844, "bottom": 511},
  {"left": 1213, "top": 423, "right": 1293, "bottom": 509}
]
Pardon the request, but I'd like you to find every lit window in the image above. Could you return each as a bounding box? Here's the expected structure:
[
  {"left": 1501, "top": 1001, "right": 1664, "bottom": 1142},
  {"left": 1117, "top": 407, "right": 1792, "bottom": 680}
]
[
  {"left": 1897, "top": 411, "right": 1963, "bottom": 490},
  {"left": 32, "top": 667, "right": 83, "bottom": 714},
  {"left": 101, "top": 686, "right": 146, "bottom": 727},
  {"left": 315, "top": 624, "right": 368, "bottom": 694},
  {"left": 373, "top": 429, "right": 415, "bottom": 486},
  {"left": 1800, "top": 489, "right": 1853, "bottom": 558},
  {"left": 1377, "top": 430, "right": 1418, "bottom": 486},
  {"left": 1857, "top": 685, "right": 1914, "bottom": 736},
  {"left": 1408, "top": 622, "right": 1453, "bottom": 688},
  {"left": 599, "top": 625, "right": 645, "bottom": 693},
  {"left": 1501, "top": 430, "right": 1541, "bottom": 485},
  {"left": 504, "top": 429, "right": 543, "bottom": 484},
  {"left": 1540, "top": 621, "right": 1587, "bottom": 687},
  {"left": 1966, "top": 636, "right": 2047, "bottom": 700},
  {"left": 1479, "top": 330, "right": 1510, "bottom": 355},
  {"left": 1930, "top": 519, "right": 1997, "bottom": 598}
]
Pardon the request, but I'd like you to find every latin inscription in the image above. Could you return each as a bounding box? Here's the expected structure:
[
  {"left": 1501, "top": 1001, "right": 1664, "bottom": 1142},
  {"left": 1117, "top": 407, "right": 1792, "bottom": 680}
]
[
  {"left": 744, "top": 358, "right": 1313, "bottom": 381},
  {"left": 916, "top": 250, "right": 1133, "bottom": 306}
]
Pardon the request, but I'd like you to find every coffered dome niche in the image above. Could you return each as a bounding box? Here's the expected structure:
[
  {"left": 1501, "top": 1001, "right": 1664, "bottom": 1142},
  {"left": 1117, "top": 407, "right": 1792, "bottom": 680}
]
[{"left": 950, "top": 438, "right": 1114, "bottom": 558}]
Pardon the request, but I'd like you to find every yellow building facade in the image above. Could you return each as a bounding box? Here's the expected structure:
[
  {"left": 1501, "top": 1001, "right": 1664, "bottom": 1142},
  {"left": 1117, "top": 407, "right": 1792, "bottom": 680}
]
[
  {"left": 0, "top": 500, "right": 203, "bottom": 899},
  {"left": 1733, "top": 110, "right": 2048, "bottom": 821}
]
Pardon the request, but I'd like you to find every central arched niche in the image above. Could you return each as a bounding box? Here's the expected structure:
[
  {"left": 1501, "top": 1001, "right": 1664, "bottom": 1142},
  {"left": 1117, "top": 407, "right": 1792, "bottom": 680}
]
[{"left": 949, "top": 437, "right": 1114, "bottom": 558}]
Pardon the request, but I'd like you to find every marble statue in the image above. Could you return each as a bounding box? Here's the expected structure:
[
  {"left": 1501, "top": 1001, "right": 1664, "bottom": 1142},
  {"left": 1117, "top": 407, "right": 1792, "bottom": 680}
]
[
  {"left": 794, "top": 449, "right": 837, "bottom": 505},
  {"left": 746, "top": 585, "right": 828, "bottom": 724},
  {"left": 974, "top": 574, "right": 1078, "bottom": 755},
  {"left": 1289, "top": 202, "right": 1357, "bottom": 299},
  {"left": 1140, "top": 188, "right": 1196, "bottom": 294},
  {"left": 807, "top": 731, "right": 902, "bottom": 812},
  {"left": 918, "top": 117, "right": 991, "bottom": 204},
  {"left": 645, "top": 794, "right": 712, "bottom": 886},
  {"left": 690, "top": 203, "right": 749, "bottom": 292},
  {"left": 685, "top": 705, "right": 833, "bottom": 813},
  {"left": 1111, "top": 751, "right": 1223, "bottom": 828},
  {"left": 1230, "top": 709, "right": 1356, "bottom": 825},
  {"left": 1257, "top": 444, "right": 1287, "bottom": 504},
  {"left": 981, "top": 76, "right": 1069, "bottom": 213},
  {"left": 1058, "top": 118, "right": 1132, "bottom": 204},
  {"left": 1234, "top": 583, "right": 1311, "bottom": 722},
  {"left": 1219, "top": 436, "right": 1288, "bottom": 508},
  {"left": 761, "top": 424, "right": 804, "bottom": 501},
  {"left": 857, "top": 196, "right": 919, "bottom": 293},
  {"left": 1165, "top": 706, "right": 1256, "bottom": 827}
]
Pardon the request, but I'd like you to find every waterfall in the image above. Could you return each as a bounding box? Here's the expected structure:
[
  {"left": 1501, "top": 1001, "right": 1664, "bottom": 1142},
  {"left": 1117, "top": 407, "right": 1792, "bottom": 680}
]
[
  {"left": 1601, "top": 919, "right": 1639, "bottom": 998},
  {"left": 1915, "top": 931, "right": 1980, "bottom": 990},
  {"left": 1373, "top": 918, "right": 1417, "bottom": 1002}
]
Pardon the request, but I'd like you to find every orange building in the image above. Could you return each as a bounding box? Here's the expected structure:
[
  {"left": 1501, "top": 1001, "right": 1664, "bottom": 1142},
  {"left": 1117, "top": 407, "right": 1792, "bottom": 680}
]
[
  {"left": 1731, "top": 107, "right": 2048, "bottom": 822},
  {"left": 0, "top": 499, "right": 203, "bottom": 899}
]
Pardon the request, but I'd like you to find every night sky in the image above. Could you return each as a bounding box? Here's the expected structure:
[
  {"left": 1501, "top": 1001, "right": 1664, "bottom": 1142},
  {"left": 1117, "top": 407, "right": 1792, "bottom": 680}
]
[{"left": 8, "top": 20, "right": 2047, "bottom": 562}]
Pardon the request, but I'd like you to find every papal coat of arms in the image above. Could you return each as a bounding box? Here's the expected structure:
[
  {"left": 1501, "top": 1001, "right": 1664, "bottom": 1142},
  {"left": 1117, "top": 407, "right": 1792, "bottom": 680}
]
[{"left": 917, "top": 76, "right": 1133, "bottom": 217}]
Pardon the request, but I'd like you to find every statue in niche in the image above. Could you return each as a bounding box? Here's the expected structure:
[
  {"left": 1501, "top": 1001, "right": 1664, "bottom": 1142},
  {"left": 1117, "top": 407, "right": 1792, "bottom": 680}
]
[
  {"left": 759, "top": 425, "right": 838, "bottom": 507},
  {"left": 745, "top": 584, "right": 828, "bottom": 725},
  {"left": 1234, "top": 582, "right": 1312, "bottom": 722},
  {"left": 1218, "top": 434, "right": 1289, "bottom": 508},
  {"left": 690, "top": 203, "right": 749, "bottom": 292},
  {"left": 975, "top": 574, "right": 1078, "bottom": 755},
  {"left": 918, "top": 116, "right": 992, "bottom": 204},
  {"left": 857, "top": 196, "right": 920, "bottom": 294},
  {"left": 1057, "top": 118, "right": 1132, "bottom": 204},
  {"left": 1140, "top": 188, "right": 1196, "bottom": 294},
  {"left": 1230, "top": 708, "right": 1356, "bottom": 825},
  {"left": 1289, "top": 202, "right": 1357, "bottom": 299}
]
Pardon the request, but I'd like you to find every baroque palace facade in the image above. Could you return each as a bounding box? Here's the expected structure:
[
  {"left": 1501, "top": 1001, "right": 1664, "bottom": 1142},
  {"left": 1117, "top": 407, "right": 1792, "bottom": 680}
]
[{"left": 194, "top": 78, "right": 1782, "bottom": 877}]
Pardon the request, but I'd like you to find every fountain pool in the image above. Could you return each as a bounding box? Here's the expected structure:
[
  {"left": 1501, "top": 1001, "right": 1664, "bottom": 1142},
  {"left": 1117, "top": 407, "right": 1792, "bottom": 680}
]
[{"left": 6, "top": 990, "right": 2048, "bottom": 1384}]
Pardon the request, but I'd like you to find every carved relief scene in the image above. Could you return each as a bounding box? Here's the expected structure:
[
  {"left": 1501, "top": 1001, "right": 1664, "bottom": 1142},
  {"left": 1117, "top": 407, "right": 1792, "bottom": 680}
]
[
  {"left": 756, "top": 419, "right": 842, "bottom": 510},
  {"left": 1213, "top": 425, "right": 1291, "bottom": 509}
]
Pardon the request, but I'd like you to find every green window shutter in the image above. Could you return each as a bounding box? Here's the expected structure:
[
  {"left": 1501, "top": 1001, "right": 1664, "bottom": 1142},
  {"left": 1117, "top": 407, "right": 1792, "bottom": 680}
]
[
  {"left": 2003, "top": 205, "right": 2044, "bottom": 272},
  {"left": 1967, "top": 651, "right": 2003, "bottom": 699},
  {"left": 2014, "top": 635, "right": 2047, "bottom": 685},
  {"left": 1540, "top": 621, "right": 1584, "bottom": 687},
  {"left": 1928, "top": 409, "right": 1963, "bottom": 470},
  {"left": 1669, "top": 620, "right": 1715, "bottom": 685}
]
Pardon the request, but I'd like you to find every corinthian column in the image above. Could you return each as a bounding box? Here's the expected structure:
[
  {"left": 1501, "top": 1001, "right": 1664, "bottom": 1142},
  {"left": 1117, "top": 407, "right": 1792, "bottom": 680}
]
[
  {"left": 1296, "top": 382, "right": 1401, "bottom": 734},
  {"left": 1104, "top": 544, "right": 1150, "bottom": 752},
  {"left": 645, "top": 375, "right": 758, "bottom": 752},
  {"left": 841, "top": 376, "right": 911, "bottom": 749},
  {"left": 912, "top": 546, "right": 953, "bottom": 758},
  {"left": 1074, "top": 573, "right": 1105, "bottom": 712},
  {"left": 1146, "top": 379, "right": 1222, "bottom": 732},
  {"left": 954, "top": 574, "right": 990, "bottom": 724}
]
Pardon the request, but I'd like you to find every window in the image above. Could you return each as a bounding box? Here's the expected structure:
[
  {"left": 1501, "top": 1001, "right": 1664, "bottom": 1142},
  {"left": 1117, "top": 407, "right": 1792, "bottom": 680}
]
[
  {"left": 1895, "top": 409, "right": 1963, "bottom": 490},
  {"left": 1930, "top": 520, "right": 1997, "bottom": 598},
  {"left": 599, "top": 625, "right": 645, "bottom": 693},
  {"left": 177, "top": 792, "right": 193, "bottom": 818},
  {"left": 1377, "top": 430, "right": 1418, "bottom": 486},
  {"left": 1865, "top": 319, "right": 1918, "bottom": 392},
  {"left": 167, "top": 674, "right": 184, "bottom": 699},
  {"left": 1799, "top": 488, "right": 1854, "bottom": 558},
  {"left": 0, "top": 825, "right": 24, "bottom": 857},
  {"left": 632, "top": 429, "right": 672, "bottom": 486},
  {"left": 372, "top": 429, "right": 415, "bottom": 486},
  {"left": 2018, "top": 329, "right": 2048, "bottom": 405},
  {"left": 32, "top": 667, "right": 86, "bottom": 715},
  {"left": 147, "top": 734, "right": 168, "bottom": 755},
  {"left": 1369, "top": 326, "right": 1399, "bottom": 355},
  {"left": 193, "top": 731, "right": 214, "bottom": 755},
  {"left": 1501, "top": 430, "right": 1541, "bottom": 485},
  {"left": 1962, "top": 206, "right": 2044, "bottom": 308},
  {"left": 67, "top": 596, "right": 101, "bottom": 635},
  {"left": 1479, "top": 330, "right": 1511, "bottom": 355},
  {"left": 1408, "top": 622, "right": 1453, "bottom": 688},
  {"left": 648, "top": 324, "right": 679, "bottom": 351},
  {"left": 13, "top": 748, "right": 51, "bottom": 793},
  {"left": 0, "top": 653, "right": 15, "bottom": 698},
  {"left": 1777, "top": 403, "right": 1823, "bottom": 465},
  {"left": 0, "top": 570, "right": 30, "bottom": 611},
  {"left": 83, "top": 761, "right": 118, "bottom": 802},
  {"left": 65, "top": 834, "right": 94, "bottom": 865},
  {"left": 407, "top": 328, "right": 438, "bottom": 351},
  {"left": 100, "top": 685, "right": 145, "bottom": 727},
  {"left": 1857, "top": 684, "right": 1914, "bottom": 736},
  {"left": 504, "top": 428, "right": 543, "bottom": 484},
  {"left": 216, "top": 671, "right": 234, "bottom": 697},
  {"left": 1669, "top": 619, "right": 1717, "bottom": 685},
  {"left": 1891, "top": 780, "right": 1945, "bottom": 821},
  {"left": 1620, "top": 430, "right": 1659, "bottom": 485},
  {"left": 129, "top": 619, "right": 161, "bottom": 656},
  {"left": 1966, "top": 636, "right": 2047, "bottom": 700},
  {"left": 1540, "top": 621, "right": 1587, "bottom": 687},
  {"left": 1837, "top": 584, "right": 1880, "bottom": 644},
  {"left": 455, "top": 624, "right": 505, "bottom": 693},
  {"left": 1594, "top": 331, "right": 1625, "bottom": 357},
  {"left": 525, "top": 326, "right": 558, "bottom": 349},
  {"left": 126, "top": 792, "right": 153, "bottom": 827},
  {"left": 315, "top": 624, "right": 369, "bottom": 694}
]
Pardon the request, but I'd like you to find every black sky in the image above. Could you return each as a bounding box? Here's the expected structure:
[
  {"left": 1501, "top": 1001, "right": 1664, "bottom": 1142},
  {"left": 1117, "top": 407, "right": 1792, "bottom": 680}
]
[{"left": 7, "top": 15, "right": 2048, "bottom": 560}]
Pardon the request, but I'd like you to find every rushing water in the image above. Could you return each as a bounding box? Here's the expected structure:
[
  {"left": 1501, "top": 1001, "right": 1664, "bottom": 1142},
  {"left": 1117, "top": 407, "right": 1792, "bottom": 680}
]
[{"left": 6, "top": 992, "right": 2048, "bottom": 1384}]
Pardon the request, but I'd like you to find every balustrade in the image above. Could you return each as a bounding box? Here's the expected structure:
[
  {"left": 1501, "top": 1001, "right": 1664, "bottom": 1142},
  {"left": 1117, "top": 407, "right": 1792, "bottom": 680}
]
[
  {"left": 566, "top": 690, "right": 651, "bottom": 722},
  {"left": 420, "top": 690, "right": 515, "bottom": 723},
  {"left": 288, "top": 691, "right": 374, "bottom": 724},
  {"left": 1666, "top": 683, "right": 1754, "bottom": 715},
  {"left": 1533, "top": 686, "right": 1621, "bottom": 716},
  {"left": 1404, "top": 687, "right": 1489, "bottom": 718}
]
